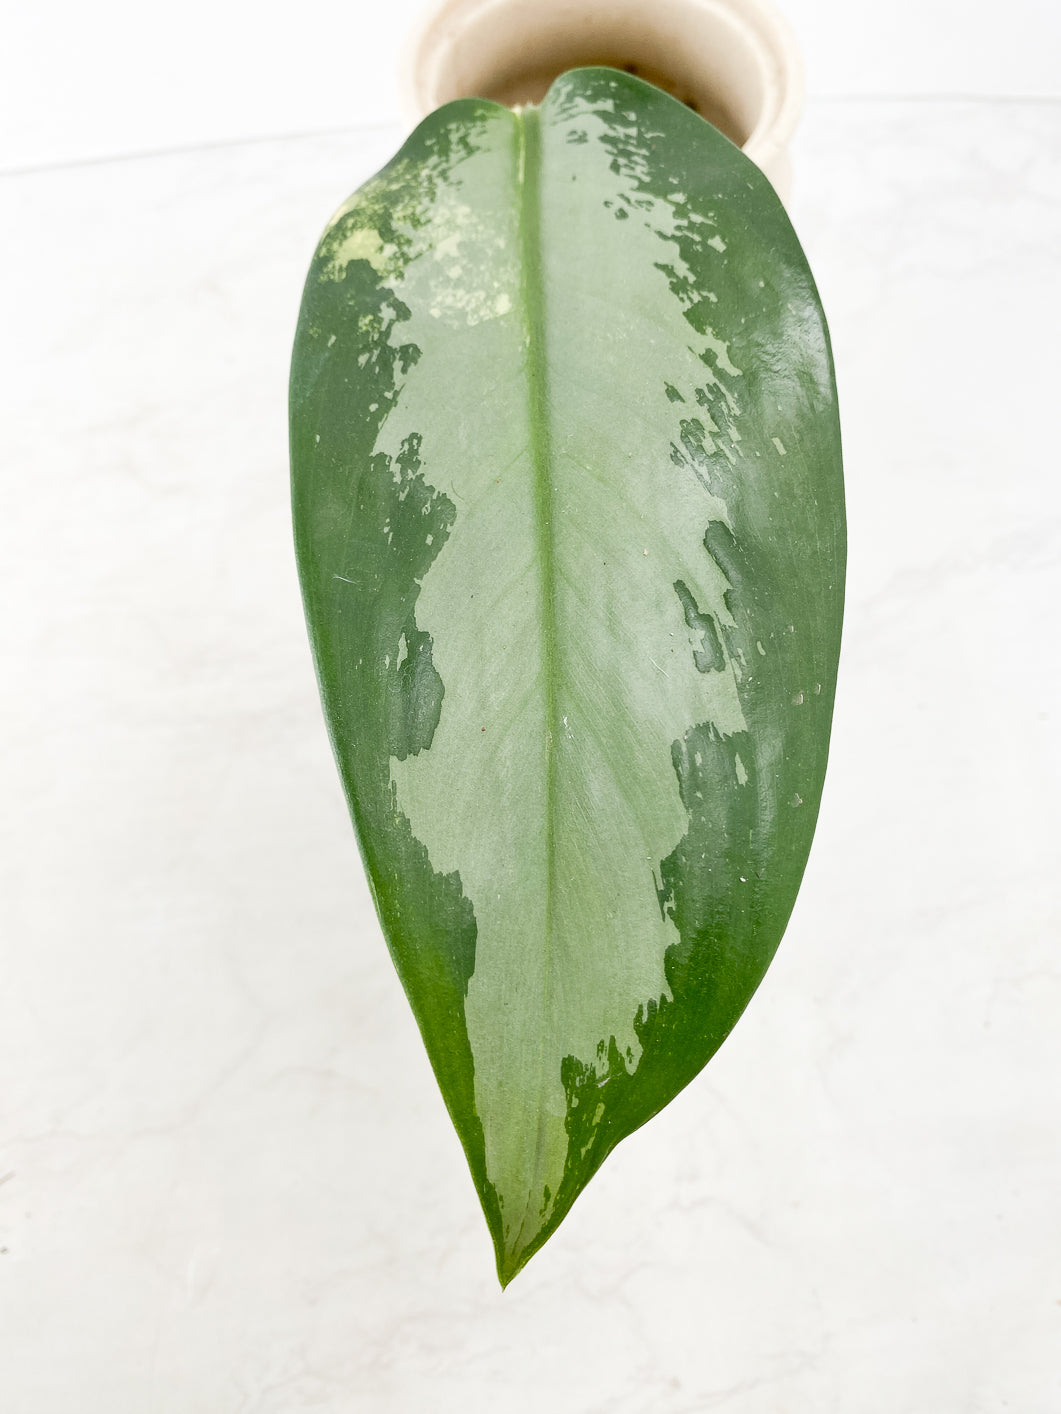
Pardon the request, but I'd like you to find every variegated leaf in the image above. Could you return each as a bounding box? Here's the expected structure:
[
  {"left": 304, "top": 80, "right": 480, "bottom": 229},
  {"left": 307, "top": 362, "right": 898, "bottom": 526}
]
[{"left": 290, "top": 68, "right": 845, "bottom": 1284}]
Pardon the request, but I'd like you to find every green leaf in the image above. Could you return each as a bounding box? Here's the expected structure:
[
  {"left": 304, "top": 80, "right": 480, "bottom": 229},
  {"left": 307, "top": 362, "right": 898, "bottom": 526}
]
[{"left": 290, "top": 68, "right": 845, "bottom": 1285}]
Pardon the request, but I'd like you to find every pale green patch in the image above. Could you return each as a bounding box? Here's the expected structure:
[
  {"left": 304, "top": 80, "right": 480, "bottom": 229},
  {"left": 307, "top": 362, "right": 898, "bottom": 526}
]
[
  {"left": 772, "top": 436, "right": 787, "bottom": 455},
  {"left": 376, "top": 100, "right": 750, "bottom": 1257},
  {"left": 415, "top": 198, "right": 517, "bottom": 325}
]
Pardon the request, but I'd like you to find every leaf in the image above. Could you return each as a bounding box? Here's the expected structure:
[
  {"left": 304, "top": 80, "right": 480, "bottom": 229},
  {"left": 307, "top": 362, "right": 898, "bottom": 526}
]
[{"left": 290, "top": 68, "right": 845, "bottom": 1285}]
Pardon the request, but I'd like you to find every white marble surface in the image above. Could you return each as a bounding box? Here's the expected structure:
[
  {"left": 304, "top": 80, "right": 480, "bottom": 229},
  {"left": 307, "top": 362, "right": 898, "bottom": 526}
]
[
  {"left": 4, "top": 0, "right": 1061, "bottom": 169},
  {"left": 2, "top": 56, "right": 1061, "bottom": 1414}
]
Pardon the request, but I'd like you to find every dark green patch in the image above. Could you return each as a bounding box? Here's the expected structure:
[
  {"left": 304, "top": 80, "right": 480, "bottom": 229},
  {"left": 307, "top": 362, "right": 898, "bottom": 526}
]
[
  {"left": 674, "top": 578, "right": 725, "bottom": 673},
  {"left": 290, "top": 107, "right": 509, "bottom": 1244}
]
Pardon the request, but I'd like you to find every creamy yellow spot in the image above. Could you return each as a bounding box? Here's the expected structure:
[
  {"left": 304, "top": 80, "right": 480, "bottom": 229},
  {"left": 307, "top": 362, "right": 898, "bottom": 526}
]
[{"left": 326, "top": 227, "right": 398, "bottom": 279}]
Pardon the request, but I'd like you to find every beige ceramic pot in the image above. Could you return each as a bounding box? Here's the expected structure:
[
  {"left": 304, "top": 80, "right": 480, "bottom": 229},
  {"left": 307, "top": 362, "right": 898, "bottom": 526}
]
[{"left": 400, "top": 0, "right": 804, "bottom": 202}]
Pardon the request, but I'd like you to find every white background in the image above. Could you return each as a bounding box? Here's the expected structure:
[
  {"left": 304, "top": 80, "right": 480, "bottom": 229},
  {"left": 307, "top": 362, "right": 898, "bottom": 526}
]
[
  {"left": 2, "top": 1, "right": 1060, "bottom": 1410},
  {"left": 3, "top": 0, "right": 1061, "bottom": 170}
]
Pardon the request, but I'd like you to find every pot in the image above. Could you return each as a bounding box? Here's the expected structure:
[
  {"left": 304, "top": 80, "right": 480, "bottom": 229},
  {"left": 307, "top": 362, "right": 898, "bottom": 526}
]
[{"left": 399, "top": 0, "right": 804, "bottom": 202}]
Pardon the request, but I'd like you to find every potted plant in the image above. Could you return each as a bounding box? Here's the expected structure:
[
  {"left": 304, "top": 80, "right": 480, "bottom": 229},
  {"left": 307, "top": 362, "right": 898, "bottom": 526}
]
[{"left": 289, "top": 0, "right": 844, "bottom": 1287}]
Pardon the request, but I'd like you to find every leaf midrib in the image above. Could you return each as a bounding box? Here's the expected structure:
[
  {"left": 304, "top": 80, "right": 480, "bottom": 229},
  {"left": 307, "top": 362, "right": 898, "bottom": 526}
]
[{"left": 513, "top": 104, "right": 560, "bottom": 1257}]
